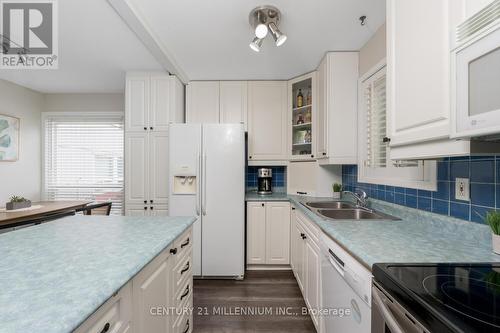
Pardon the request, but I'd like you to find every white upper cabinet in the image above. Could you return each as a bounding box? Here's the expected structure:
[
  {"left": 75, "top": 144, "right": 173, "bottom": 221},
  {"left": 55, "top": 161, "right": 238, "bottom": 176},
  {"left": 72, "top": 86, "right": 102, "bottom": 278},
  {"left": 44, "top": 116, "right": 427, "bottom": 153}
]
[
  {"left": 186, "top": 81, "right": 220, "bottom": 123},
  {"left": 126, "top": 75, "right": 149, "bottom": 132},
  {"left": 220, "top": 81, "right": 248, "bottom": 130},
  {"left": 317, "top": 52, "right": 359, "bottom": 164},
  {"left": 387, "top": 0, "right": 451, "bottom": 146},
  {"left": 316, "top": 60, "right": 328, "bottom": 158},
  {"left": 385, "top": 0, "right": 462, "bottom": 156},
  {"left": 248, "top": 81, "right": 288, "bottom": 161},
  {"left": 126, "top": 73, "right": 184, "bottom": 132}
]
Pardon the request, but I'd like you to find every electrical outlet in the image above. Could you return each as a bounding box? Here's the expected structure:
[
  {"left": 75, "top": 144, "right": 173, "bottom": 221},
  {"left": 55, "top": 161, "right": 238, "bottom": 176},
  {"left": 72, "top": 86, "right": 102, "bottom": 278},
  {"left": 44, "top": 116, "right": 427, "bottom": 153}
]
[{"left": 455, "top": 178, "right": 470, "bottom": 201}]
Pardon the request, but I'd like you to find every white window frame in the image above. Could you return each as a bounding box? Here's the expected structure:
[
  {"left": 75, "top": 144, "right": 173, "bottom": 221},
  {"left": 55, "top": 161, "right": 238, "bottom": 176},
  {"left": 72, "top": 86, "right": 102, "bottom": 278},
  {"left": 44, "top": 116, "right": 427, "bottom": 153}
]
[
  {"left": 41, "top": 111, "right": 125, "bottom": 213},
  {"left": 357, "top": 60, "right": 437, "bottom": 190}
]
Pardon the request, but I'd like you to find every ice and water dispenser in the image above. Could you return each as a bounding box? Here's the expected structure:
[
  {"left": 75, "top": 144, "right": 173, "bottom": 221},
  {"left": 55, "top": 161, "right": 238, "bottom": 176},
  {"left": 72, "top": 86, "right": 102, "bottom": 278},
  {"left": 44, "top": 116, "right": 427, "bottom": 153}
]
[{"left": 172, "top": 166, "right": 197, "bottom": 194}]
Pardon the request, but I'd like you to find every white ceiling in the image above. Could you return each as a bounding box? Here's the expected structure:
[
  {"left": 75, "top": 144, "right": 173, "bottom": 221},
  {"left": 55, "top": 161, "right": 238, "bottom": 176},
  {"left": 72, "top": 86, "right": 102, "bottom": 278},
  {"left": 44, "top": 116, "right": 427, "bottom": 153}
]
[
  {"left": 127, "top": 0, "right": 386, "bottom": 80},
  {"left": 0, "top": 0, "right": 163, "bottom": 93}
]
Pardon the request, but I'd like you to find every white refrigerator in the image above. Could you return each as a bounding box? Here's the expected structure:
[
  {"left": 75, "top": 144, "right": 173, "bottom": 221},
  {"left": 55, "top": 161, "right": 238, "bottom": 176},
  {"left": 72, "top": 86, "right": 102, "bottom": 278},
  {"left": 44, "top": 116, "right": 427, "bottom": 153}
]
[{"left": 169, "top": 124, "right": 245, "bottom": 278}]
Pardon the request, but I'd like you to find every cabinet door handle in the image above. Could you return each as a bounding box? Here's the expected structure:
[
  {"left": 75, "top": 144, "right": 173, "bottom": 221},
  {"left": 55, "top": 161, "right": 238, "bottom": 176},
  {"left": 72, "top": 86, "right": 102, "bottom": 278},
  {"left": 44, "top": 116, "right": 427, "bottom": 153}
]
[
  {"left": 297, "top": 191, "right": 307, "bottom": 195},
  {"left": 300, "top": 233, "right": 307, "bottom": 240},
  {"left": 322, "top": 152, "right": 326, "bottom": 156},
  {"left": 181, "top": 261, "right": 190, "bottom": 275},
  {"left": 383, "top": 137, "right": 391, "bottom": 143},
  {"left": 150, "top": 206, "right": 154, "bottom": 210},
  {"left": 170, "top": 248, "right": 177, "bottom": 255},
  {"left": 261, "top": 203, "right": 265, "bottom": 207},
  {"left": 182, "top": 319, "right": 190, "bottom": 333},
  {"left": 144, "top": 127, "right": 147, "bottom": 131},
  {"left": 143, "top": 206, "right": 147, "bottom": 210},
  {"left": 144, "top": 200, "right": 147, "bottom": 204},
  {"left": 291, "top": 207, "right": 296, "bottom": 210},
  {"left": 311, "top": 155, "right": 314, "bottom": 158},
  {"left": 180, "top": 285, "right": 190, "bottom": 300},
  {"left": 181, "top": 238, "right": 190, "bottom": 248},
  {"left": 249, "top": 156, "right": 252, "bottom": 159},
  {"left": 99, "top": 323, "right": 110, "bottom": 333},
  {"left": 150, "top": 126, "right": 153, "bottom": 130},
  {"left": 150, "top": 200, "right": 153, "bottom": 204}
]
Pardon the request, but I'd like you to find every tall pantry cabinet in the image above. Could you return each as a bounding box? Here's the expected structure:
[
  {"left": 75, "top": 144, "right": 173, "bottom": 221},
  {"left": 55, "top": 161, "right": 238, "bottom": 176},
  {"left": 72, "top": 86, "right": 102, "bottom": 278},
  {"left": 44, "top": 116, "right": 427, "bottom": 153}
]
[{"left": 124, "top": 72, "right": 185, "bottom": 216}]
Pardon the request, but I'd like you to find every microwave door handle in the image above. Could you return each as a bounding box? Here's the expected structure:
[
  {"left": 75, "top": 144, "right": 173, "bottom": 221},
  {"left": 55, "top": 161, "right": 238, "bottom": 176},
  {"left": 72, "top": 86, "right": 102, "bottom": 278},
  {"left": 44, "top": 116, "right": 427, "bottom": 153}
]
[{"left": 372, "top": 287, "right": 404, "bottom": 333}]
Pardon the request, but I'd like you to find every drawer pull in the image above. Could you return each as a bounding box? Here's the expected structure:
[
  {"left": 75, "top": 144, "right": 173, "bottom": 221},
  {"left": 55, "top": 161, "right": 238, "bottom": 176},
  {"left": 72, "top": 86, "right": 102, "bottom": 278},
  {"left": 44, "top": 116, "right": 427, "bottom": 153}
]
[
  {"left": 182, "top": 319, "right": 190, "bottom": 333},
  {"left": 100, "top": 322, "right": 110, "bottom": 333},
  {"left": 180, "top": 285, "right": 190, "bottom": 300},
  {"left": 170, "top": 248, "right": 178, "bottom": 255},
  {"left": 181, "top": 238, "right": 190, "bottom": 248},
  {"left": 181, "top": 261, "right": 190, "bottom": 275}
]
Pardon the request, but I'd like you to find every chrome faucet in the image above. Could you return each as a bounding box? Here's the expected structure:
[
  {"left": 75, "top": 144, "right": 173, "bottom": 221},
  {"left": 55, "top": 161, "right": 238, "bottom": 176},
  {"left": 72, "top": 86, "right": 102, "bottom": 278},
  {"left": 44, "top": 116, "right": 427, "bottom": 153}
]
[{"left": 342, "top": 190, "right": 369, "bottom": 208}]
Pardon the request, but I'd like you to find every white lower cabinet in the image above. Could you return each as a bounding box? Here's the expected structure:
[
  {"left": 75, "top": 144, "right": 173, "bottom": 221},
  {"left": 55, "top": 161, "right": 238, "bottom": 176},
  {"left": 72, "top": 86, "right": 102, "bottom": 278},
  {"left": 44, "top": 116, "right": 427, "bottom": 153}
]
[
  {"left": 75, "top": 227, "right": 193, "bottom": 333},
  {"left": 291, "top": 207, "right": 321, "bottom": 332},
  {"left": 246, "top": 201, "right": 291, "bottom": 266}
]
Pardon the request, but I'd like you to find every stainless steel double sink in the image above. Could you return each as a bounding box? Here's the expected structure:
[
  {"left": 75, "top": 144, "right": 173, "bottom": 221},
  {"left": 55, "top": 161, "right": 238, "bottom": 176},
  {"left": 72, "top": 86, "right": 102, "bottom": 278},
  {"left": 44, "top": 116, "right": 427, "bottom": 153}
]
[{"left": 303, "top": 201, "right": 400, "bottom": 221}]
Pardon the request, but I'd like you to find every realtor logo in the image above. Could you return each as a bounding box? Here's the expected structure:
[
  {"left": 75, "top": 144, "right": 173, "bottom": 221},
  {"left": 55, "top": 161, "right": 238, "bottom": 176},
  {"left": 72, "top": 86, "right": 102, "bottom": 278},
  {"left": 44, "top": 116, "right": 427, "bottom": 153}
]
[{"left": 0, "top": 0, "right": 58, "bottom": 69}]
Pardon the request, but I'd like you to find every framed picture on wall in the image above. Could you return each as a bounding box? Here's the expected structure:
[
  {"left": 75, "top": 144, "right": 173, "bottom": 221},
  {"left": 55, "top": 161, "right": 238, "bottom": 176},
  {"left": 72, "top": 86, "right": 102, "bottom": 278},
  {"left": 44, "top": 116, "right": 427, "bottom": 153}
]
[{"left": 0, "top": 114, "right": 20, "bottom": 162}]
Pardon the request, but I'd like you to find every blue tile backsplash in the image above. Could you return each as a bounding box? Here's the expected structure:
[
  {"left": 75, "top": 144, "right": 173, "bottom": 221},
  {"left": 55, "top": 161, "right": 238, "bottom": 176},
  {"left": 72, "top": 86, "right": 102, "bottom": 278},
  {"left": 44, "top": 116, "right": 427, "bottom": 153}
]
[
  {"left": 342, "top": 155, "right": 500, "bottom": 224},
  {"left": 246, "top": 166, "right": 286, "bottom": 193}
]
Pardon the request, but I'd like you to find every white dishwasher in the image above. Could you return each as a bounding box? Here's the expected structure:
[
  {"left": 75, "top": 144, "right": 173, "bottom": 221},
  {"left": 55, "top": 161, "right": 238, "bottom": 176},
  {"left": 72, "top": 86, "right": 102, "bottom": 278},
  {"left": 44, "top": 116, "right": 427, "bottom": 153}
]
[{"left": 320, "top": 233, "right": 372, "bottom": 333}]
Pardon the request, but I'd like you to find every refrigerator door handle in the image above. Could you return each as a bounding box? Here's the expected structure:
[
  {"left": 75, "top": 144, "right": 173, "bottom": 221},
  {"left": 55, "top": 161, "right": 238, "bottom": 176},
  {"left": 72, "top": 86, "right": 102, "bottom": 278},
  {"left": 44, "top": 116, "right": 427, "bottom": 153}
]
[
  {"left": 195, "top": 152, "right": 200, "bottom": 216},
  {"left": 202, "top": 153, "right": 207, "bottom": 216}
]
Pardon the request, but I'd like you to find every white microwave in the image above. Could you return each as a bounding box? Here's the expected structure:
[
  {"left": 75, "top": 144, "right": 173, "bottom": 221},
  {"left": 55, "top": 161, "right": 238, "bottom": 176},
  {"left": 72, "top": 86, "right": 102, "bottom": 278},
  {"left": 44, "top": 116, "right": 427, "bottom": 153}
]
[{"left": 452, "top": 23, "right": 500, "bottom": 138}]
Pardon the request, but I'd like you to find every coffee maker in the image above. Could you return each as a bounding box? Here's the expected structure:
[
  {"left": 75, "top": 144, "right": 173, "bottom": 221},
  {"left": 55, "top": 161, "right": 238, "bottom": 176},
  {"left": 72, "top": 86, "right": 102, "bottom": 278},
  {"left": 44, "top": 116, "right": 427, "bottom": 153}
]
[{"left": 257, "top": 168, "right": 272, "bottom": 195}]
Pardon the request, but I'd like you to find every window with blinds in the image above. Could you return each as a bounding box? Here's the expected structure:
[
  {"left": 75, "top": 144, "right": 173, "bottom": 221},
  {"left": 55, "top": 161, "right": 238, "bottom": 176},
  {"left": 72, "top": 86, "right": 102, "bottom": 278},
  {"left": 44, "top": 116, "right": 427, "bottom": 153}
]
[
  {"left": 358, "top": 64, "right": 433, "bottom": 189},
  {"left": 43, "top": 114, "right": 124, "bottom": 215}
]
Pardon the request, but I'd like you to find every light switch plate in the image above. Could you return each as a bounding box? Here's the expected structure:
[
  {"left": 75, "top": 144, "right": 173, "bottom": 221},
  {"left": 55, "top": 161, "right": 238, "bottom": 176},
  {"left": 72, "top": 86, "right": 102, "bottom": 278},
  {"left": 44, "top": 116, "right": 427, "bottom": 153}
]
[{"left": 455, "top": 178, "right": 470, "bottom": 201}]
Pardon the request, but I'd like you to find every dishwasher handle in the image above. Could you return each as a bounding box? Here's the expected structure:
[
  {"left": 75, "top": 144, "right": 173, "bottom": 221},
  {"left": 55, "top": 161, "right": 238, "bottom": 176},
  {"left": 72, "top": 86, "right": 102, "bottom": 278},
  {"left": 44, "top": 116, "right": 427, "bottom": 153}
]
[{"left": 327, "top": 248, "right": 345, "bottom": 277}]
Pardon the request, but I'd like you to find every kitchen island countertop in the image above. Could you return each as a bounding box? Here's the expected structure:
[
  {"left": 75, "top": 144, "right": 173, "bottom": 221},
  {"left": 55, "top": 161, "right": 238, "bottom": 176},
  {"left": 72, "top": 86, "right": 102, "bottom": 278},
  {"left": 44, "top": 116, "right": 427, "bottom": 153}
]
[{"left": 0, "top": 215, "right": 196, "bottom": 333}]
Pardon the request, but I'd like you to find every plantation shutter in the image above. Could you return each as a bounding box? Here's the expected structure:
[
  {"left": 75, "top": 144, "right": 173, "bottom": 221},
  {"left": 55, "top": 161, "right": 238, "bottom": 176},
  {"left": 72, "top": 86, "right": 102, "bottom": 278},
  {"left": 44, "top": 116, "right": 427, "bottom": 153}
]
[
  {"left": 44, "top": 114, "right": 124, "bottom": 215},
  {"left": 365, "top": 73, "right": 387, "bottom": 168}
]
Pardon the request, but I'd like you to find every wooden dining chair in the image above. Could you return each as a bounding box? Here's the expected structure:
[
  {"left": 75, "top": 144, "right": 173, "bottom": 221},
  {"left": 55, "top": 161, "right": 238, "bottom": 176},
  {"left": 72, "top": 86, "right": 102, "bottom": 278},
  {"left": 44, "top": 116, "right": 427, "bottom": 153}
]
[{"left": 79, "top": 202, "right": 112, "bottom": 216}]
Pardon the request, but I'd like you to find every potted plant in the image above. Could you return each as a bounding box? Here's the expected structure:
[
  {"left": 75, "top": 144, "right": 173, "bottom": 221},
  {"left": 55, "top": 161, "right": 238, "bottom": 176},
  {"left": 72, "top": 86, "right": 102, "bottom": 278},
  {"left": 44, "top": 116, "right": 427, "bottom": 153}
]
[
  {"left": 332, "top": 183, "right": 342, "bottom": 199},
  {"left": 6, "top": 196, "right": 31, "bottom": 211},
  {"left": 486, "top": 211, "right": 500, "bottom": 255}
]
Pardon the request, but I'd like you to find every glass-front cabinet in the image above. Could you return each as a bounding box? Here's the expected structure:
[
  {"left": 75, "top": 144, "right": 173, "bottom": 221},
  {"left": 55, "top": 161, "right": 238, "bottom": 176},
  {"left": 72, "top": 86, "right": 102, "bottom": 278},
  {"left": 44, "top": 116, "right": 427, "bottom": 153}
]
[{"left": 288, "top": 72, "right": 316, "bottom": 160}]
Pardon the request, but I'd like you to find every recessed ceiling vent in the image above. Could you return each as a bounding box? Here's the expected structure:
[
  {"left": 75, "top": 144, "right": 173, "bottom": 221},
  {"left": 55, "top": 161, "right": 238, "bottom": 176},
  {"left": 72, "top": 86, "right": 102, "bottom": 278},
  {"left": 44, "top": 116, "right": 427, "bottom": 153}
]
[{"left": 456, "top": 0, "right": 500, "bottom": 44}]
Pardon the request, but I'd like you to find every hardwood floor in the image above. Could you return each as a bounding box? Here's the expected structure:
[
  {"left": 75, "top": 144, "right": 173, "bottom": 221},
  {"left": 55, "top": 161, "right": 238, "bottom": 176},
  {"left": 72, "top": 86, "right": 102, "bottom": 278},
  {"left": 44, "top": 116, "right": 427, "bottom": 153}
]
[{"left": 193, "top": 270, "right": 316, "bottom": 333}]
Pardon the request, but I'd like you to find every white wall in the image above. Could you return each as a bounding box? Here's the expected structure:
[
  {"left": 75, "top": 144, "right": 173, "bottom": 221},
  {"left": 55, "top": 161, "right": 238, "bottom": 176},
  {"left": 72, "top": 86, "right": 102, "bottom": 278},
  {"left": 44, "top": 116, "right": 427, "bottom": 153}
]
[
  {"left": 358, "top": 23, "right": 386, "bottom": 77},
  {"left": 0, "top": 80, "right": 44, "bottom": 204},
  {"left": 44, "top": 93, "right": 124, "bottom": 112}
]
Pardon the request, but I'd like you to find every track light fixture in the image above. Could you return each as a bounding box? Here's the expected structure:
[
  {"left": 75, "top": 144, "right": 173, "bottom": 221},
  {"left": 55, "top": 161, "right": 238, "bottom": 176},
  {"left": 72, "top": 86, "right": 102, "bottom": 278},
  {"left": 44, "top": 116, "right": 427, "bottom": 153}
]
[
  {"left": 249, "top": 37, "right": 263, "bottom": 52},
  {"left": 248, "top": 5, "right": 287, "bottom": 52}
]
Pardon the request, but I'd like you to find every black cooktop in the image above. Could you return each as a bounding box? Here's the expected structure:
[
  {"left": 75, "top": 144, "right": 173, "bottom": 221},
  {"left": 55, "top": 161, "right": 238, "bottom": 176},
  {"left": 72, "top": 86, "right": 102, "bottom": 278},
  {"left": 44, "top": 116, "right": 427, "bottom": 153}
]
[{"left": 373, "top": 263, "right": 500, "bottom": 333}]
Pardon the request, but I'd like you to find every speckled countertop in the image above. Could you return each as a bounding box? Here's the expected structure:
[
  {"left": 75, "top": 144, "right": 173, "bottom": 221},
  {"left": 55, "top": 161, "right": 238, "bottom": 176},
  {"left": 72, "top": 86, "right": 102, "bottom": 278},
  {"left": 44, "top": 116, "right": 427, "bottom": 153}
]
[
  {"left": 0, "top": 215, "right": 196, "bottom": 333},
  {"left": 246, "top": 192, "right": 500, "bottom": 269}
]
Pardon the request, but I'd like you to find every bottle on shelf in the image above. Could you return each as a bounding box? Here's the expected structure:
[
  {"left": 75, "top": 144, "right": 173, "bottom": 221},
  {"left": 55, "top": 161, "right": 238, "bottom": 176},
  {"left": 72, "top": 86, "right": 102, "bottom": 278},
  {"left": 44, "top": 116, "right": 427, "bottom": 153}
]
[
  {"left": 296, "top": 89, "right": 303, "bottom": 108},
  {"left": 306, "top": 86, "right": 312, "bottom": 105},
  {"left": 297, "top": 114, "right": 304, "bottom": 125}
]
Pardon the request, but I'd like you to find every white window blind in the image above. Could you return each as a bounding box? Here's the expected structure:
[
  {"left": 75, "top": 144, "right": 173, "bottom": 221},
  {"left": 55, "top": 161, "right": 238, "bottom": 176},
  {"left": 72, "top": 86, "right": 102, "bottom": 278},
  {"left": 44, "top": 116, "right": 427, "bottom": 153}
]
[
  {"left": 43, "top": 114, "right": 124, "bottom": 215},
  {"left": 365, "top": 72, "right": 387, "bottom": 168}
]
